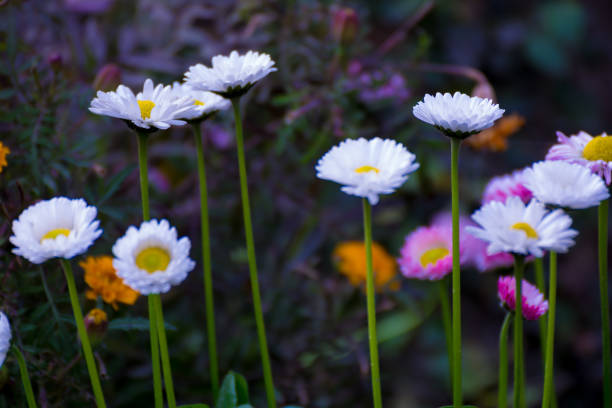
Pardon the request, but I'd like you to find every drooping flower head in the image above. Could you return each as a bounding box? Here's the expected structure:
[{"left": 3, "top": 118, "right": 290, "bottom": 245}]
[
  {"left": 467, "top": 197, "right": 578, "bottom": 257},
  {"left": 10, "top": 197, "right": 102, "bottom": 264},
  {"left": 523, "top": 160, "right": 609, "bottom": 209},
  {"left": 169, "top": 82, "right": 231, "bottom": 121},
  {"left": 333, "top": 241, "right": 399, "bottom": 291},
  {"left": 80, "top": 255, "right": 140, "bottom": 310},
  {"left": 112, "top": 219, "right": 195, "bottom": 295},
  {"left": 498, "top": 276, "right": 548, "bottom": 320},
  {"left": 413, "top": 92, "right": 505, "bottom": 138},
  {"left": 316, "top": 137, "right": 419, "bottom": 205},
  {"left": 482, "top": 169, "right": 533, "bottom": 204},
  {"left": 0, "top": 141, "right": 10, "bottom": 173},
  {"left": 546, "top": 131, "right": 612, "bottom": 185},
  {"left": 184, "top": 50, "right": 277, "bottom": 98},
  {"left": 89, "top": 79, "right": 199, "bottom": 130},
  {"left": 0, "top": 312, "right": 10, "bottom": 368}
]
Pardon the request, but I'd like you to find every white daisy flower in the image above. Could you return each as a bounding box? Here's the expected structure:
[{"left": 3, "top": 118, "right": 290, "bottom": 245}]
[
  {"left": 0, "top": 312, "right": 11, "bottom": 368},
  {"left": 466, "top": 197, "right": 578, "bottom": 257},
  {"left": 523, "top": 161, "right": 610, "bottom": 209},
  {"left": 168, "top": 82, "right": 231, "bottom": 120},
  {"left": 10, "top": 197, "right": 102, "bottom": 264},
  {"left": 315, "top": 137, "right": 419, "bottom": 205},
  {"left": 89, "top": 79, "right": 199, "bottom": 130},
  {"left": 413, "top": 92, "right": 505, "bottom": 138},
  {"left": 112, "top": 219, "right": 195, "bottom": 295},
  {"left": 184, "top": 50, "right": 277, "bottom": 98}
]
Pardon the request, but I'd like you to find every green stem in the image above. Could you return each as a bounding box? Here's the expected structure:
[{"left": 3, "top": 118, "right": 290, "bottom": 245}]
[
  {"left": 499, "top": 313, "right": 513, "bottom": 408},
  {"left": 231, "top": 99, "right": 276, "bottom": 408},
  {"left": 152, "top": 294, "right": 176, "bottom": 408},
  {"left": 137, "top": 131, "right": 163, "bottom": 408},
  {"left": 534, "top": 257, "right": 547, "bottom": 354},
  {"left": 363, "top": 199, "right": 383, "bottom": 408},
  {"left": 541, "top": 252, "right": 557, "bottom": 408},
  {"left": 12, "top": 346, "right": 37, "bottom": 408},
  {"left": 599, "top": 199, "right": 611, "bottom": 408},
  {"left": 438, "top": 277, "right": 453, "bottom": 388},
  {"left": 192, "top": 123, "right": 220, "bottom": 399},
  {"left": 450, "top": 137, "right": 463, "bottom": 407},
  {"left": 513, "top": 255, "right": 525, "bottom": 408},
  {"left": 59, "top": 259, "right": 106, "bottom": 408}
]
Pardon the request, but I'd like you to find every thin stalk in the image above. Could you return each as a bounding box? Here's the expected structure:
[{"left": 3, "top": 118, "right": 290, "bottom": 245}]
[
  {"left": 542, "top": 252, "right": 558, "bottom": 408},
  {"left": 534, "top": 257, "right": 547, "bottom": 352},
  {"left": 59, "top": 259, "right": 106, "bottom": 408},
  {"left": 231, "top": 99, "right": 276, "bottom": 408},
  {"left": 438, "top": 277, "right": 453, "bottom": 387},
  {"left": 12, "top": 346, "right": 37, "bottom": 408},
  {"left": 513, "top": 255, "right": 525, "bottom": 408},
  {"left": 137, "top": 131, "right": 163, "bottom": 408},
  {"left": 192, "top": 123, "right": 220, "bottom": 399},
  {"left": 499, "top": 313, "right": 513, "bottom": 408},
  {"left": 450, "top": 137, "right": 463, "bottom": 407},
  {"left": 152, "top": 294, "right": 176, "bottom": 408},
  {"left": 363, "top": 199, "right": 383, "bottom": 408},
  {"left": 599, "top": 199, "right": 611, "bottom": 408}
]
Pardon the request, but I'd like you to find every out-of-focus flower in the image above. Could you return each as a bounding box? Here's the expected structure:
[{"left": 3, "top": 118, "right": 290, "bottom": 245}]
[
  {"left": 0, "top": 312, "right": 10, "bottom": 368},
  {"left": 84, "top": 308, "right": 108, "bottom": 346},
  {"left": 10, "top": 197, "right": 102, "bottom": 264},
  {"left": 169, "top": 82, "right": 230, "bottom": 121},
  {"left": 331, "top": 7, "right": 359, "bottom": 45},
  {"left": 64, "top": 0, "right": 113, "bottom": 14},
  {"left": 316, "top": 137, "right": 419, "bottom": 205},
  {"left": 498, "top": 276, "right": 548, "bottom": 320},
  {"left": 471, "top": 81, "right": 496, "bottom": 101},
  {"left": 80, "top": 255, "right": 139, "bottom": 310},
  {"left": 112, "top": 219, "right": 195, "bottom": 295},
  {"left": 184, "top": 50, "right": 276, "bottom": 99},
  {"left": 47, "top": 52, "right": 63, "bottom": 72},
  {"left": 93, "top": 64, "right": 122, "bottom": 92},
  {"left": 345, "top": 62, "right": 410, "bottom": 103},
  {"left": 523, "top": 161, "right": 609, "bottom": 209},
  {"left": 546, "top": 131, "right": 612, "bottom": 185},
  {"left": 333, "top": 241, "right": 399, "bottom": 291},
  {"left": 0, "top": 141, "right": 9, "bottom": 173},
  {"left": 89, "top": 79, "right": 198, "bottom": 130},
  {"left": 466, "top": 114, "right": 525, "bottom": 152},
  {"left": 467, "top": 197, "right": 577, "bottom": 257},
  {"left": 413, "top": 92, "right": 505, "bottom": 138},
  {"left": 482, "top": 169, "right": 532, "bottom": 204}
]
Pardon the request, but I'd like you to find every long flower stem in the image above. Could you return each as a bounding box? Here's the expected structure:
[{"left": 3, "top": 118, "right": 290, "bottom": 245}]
[
  {"left": 438, "top": 277, "right": 453, "bottom": 387},
  {"left": 362, "top": 199, "right": 383, "bottom": 408},
  {"left": 12, "top": 346, "right": 37, "bottom": 408},
  {"left": 499, "top": 313, "right": 513, "bottom": 408},
  {"left": 599, "top": 199, "right": 611, "bottom": 408},
  {"left": 513, "top": 255, "right": 525, "bottom": 408},
  {"left": 542, "top": 252, "right": 557, "bottom": 408},
  {"left": 450, "top": 137, "right": 463, "bottom": 407},
  {"left": 192, "top": 123, "right": 220, "bottom": 399},
  {"left": 152, "top": 294, "right": 177, "bottom": 408},
  {"left": 231, "top": 99, "right": 276, "bottom": 408},
  {"left": 534, "top": 257, "right": 547, "bottom": 352},
  {"left": 137, "top": 131, "right": 163, "bottom": 408},
  {"left": 59, "top": 259, "right": 106, "bottom": 408}
]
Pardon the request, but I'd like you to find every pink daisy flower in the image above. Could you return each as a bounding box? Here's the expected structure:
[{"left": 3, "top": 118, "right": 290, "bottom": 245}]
[
  {"left": 482, "top": 169, "right": 533, "bottom": 204},
  {"left": 498, "top": 276, "right": 548, "bottom": 320},
  {"left": 545, "top": 130, "right": 612, "bottom": 185}
]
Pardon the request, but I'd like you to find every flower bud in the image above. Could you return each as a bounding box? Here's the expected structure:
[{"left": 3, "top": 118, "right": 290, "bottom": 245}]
[
  {"left": 93, "top": 63, "right": 121, "bottom": 92},
  {"left": 84, "top": 308, "right": 108, "bottom": 347},
  {"left": 331, "top": 7, "right": 358, "bottom": 45},
  {"left": 47, "top": 52, "right": 63, "bottom": 72}
]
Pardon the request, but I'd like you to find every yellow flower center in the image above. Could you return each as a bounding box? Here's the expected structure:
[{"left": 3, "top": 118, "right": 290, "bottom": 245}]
[
  {"left": 511, "top": 222, "right": 538, "bottom": 239},
  {"left": 420, "top": 247, "right": 450, "bottom": 267},
  {"left": 355, "top": 165, "right": 380, "bottom": 174},
  {"left": 137, "top": 100, "right": 155, "bottom": 119},
  {"left": 582, "top": 135, "right": 612, "bottom": 162},
  {"left": 41, "top": 228, "right": 71, "bottom": 242},
  {"left": 194, "top": 100, "right": 205, "bottom": 106},
  {"left": 135, "top": 247, "right": 170, "bottom": 273}
]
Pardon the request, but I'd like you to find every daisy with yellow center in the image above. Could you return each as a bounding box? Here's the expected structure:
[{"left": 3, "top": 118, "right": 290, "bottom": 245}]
[
  {"left": 0, "top": 141, "right": 10, "bottom": 173},
  {"left": 80, "top": 255, "right": 139, "bottom": 310},
  {"left": 333, "top": 241, "right": 399, "bottom": 291},
  {"left": 169, "top": 82, "right": 230, "bottom": 121}
]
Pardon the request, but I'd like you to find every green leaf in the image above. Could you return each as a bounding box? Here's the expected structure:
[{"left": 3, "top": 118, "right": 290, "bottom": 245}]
[
  {"left": 108, "top": 317, "right": 177, "bottom": 331},
  {"left": 216, "top": 371, "right": 250, "bottom": 408},
  {"left": 97, "top": 165, "right": 136, "bottom": 205},
  {"left": 178, "top": 405, "right": 209, "bottom": 408}
]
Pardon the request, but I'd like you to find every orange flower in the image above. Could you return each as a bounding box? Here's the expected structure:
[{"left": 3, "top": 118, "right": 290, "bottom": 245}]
[
  {"left": 0, "top": 141, "right": 10, "bottom": 173},
  {"left": 333, "top": 241, "right": 399, "bottom": 291},
  {"left": 80, "top": 255, "right": 139, "bottom": 310},
  {"left": 465, "top": 114, "right": 525, "bottom": 152}
]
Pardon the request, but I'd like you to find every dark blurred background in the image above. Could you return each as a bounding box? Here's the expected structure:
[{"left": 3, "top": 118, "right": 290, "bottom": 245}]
[{"left": 1, "top": 0, "right": 611, "bottom": 406}]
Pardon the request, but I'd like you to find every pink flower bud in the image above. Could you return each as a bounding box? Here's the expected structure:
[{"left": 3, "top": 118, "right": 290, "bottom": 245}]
[
  {"left": 93, "top": 63, "right": 121, "bottom": 92},
  {"left": 331, "top": 7, "right": 359, "bottom": 45}
]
